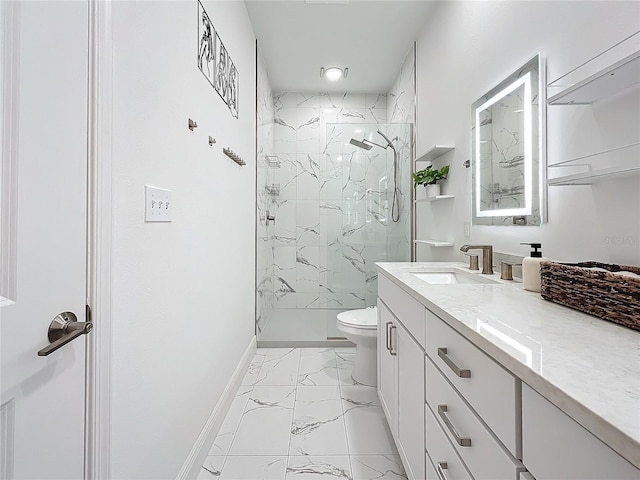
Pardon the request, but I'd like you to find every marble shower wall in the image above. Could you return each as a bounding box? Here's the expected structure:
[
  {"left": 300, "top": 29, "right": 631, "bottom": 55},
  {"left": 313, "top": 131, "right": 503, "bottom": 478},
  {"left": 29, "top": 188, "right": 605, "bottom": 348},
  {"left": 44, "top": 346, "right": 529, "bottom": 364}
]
[
  {"left": 387, "top": 44, "right": 416, "bottom": 125},
  {"left": 322, "top": 122, "right": 412, "bottom": 308},
  {"left": 256, "top": 50, "right": 275, "bottom": 336},
  {"left": 269, "top": 92, "right": 410, "bottom": 310},
  {"left": 387, "top": 44, "right": 416, "bottom": 261}
]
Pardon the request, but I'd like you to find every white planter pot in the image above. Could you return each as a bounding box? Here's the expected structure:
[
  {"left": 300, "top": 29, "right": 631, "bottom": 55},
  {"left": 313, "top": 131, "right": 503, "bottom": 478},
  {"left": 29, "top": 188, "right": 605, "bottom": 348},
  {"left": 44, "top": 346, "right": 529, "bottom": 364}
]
[{"left": 425, "top": 184, "right": 441, "bottom": 198}]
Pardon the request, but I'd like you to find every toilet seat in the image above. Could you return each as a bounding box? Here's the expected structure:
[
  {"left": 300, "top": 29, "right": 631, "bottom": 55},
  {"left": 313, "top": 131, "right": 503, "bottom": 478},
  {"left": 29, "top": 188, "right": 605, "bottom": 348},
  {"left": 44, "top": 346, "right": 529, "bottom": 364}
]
[{"left": 337, "top": 306, "right": 378, "bottom": 330}]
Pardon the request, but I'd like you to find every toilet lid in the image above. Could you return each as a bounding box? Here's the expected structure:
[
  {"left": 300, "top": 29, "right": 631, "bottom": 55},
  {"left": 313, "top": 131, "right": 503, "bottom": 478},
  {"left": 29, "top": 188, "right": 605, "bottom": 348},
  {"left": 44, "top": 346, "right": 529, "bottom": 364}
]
[{"left": 337, "top": 307, "right": 378, "bottom": 329}]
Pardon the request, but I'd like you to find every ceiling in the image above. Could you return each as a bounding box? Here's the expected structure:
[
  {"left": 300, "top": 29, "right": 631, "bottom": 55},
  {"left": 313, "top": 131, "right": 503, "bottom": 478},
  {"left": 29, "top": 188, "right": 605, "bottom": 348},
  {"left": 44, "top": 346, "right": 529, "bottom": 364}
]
[{"left": 244, "top": 0, "right": 436, "bottom": 94}]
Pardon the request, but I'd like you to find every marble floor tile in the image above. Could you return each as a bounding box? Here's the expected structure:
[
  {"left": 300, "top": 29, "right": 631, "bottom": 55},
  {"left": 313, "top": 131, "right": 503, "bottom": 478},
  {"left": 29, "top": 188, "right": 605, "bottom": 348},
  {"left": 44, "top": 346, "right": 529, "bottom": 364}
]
[
  {"left": 197, "top": 456, "right": 225, "bottom": 478},
  {"left": 255, "top": 348, "right": 302, "bottom": 386},
  {"left": 221, "top": 456, "right": 287, "bottom": 480},
  {"left": 350, "top": 455, "right": 406, "bottom": 479},
  {"left": 341, "top": 386, "right": 397, "bottom": 455},
  {"left": 229, "top": 386, "right": 296, "bottom": 455},
  {"left": 202, "top": 348, "right": 405, "bottom": 480},
  {"left": 289, "top": 386, "right": 348, "bottom": 456},
  {"left": 242, "top": 351, "right": 267, "bottom": 386},
  {"left": 298, "top": 348, "right": 339, "bottom": 386},
  {"left": 286, "top": 456, "right": 352, "bottom": 480},
  {"left": 207, "top": 386, "right": 253, "bottom": 456}
]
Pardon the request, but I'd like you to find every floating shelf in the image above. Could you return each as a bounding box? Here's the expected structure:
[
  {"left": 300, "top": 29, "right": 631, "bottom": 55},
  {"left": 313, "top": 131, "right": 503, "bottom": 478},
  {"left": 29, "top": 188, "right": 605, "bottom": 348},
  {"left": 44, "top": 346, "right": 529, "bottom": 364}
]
[
  {"left": 548, "top": 166, "right": 640, "bottom": 186},
  {"left": 548, "top": 142, "right": 640, "bottom": 186},
  {"left": 415, "top": 194, "right": 455, "bottom": 203},
  {"left": 413, "top": 239, "right": 454, "bottom": 247},
  {"left": 415, "top": 145, "right": 455, "bottom": 163},
  {"left": 548, "top": 50, "right": 640, "bottom": 105}
]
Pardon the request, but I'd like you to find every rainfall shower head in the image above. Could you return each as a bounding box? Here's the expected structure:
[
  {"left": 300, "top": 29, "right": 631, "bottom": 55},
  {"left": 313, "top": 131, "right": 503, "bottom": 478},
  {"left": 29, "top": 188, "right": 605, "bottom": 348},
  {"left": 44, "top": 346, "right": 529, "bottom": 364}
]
[{"left": 349, "top": 138, "right": 373, "bottom": 150}]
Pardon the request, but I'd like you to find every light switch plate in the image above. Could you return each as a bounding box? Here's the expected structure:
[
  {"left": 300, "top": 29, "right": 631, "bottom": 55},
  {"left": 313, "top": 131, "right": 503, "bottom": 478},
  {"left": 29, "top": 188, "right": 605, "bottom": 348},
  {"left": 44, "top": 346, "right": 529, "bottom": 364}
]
[{"left": 145, "top": 186, "right": 173, "bottom": 222}]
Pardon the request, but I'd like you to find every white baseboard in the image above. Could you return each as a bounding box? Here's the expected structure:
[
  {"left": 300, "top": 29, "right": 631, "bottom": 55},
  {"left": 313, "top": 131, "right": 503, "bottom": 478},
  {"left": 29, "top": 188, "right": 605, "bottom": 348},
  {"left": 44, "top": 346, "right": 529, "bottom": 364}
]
[{"left": 175, "top": 335, "right": 256, "bottom": 480}]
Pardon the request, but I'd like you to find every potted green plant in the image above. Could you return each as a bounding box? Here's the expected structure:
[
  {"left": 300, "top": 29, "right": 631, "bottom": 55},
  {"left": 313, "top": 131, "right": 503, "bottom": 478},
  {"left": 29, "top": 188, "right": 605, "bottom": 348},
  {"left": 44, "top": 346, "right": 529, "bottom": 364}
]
[{"left": 412, "top": 165, "right": 450, "bottom": 197}]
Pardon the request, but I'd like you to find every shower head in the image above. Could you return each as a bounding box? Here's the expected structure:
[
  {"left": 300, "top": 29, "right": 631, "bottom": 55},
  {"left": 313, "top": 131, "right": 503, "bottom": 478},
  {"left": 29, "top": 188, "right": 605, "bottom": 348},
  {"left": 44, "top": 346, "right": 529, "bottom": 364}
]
[{"left": 349, "top": 138, "right": 373, "bottom": 150}]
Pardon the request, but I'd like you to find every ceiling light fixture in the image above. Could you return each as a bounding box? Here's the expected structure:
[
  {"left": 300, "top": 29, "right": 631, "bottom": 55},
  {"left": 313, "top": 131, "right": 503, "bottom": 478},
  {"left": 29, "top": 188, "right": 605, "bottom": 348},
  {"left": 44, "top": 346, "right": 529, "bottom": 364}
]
[{"left": 320, "top": 67, "right": 348, "bottom": 81}]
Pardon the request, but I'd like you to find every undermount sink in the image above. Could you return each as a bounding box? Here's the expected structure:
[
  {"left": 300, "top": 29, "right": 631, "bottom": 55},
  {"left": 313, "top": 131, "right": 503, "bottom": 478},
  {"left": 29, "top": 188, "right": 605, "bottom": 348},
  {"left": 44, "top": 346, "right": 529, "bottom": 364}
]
[{"left": 411, "top": 269, "right": 500, "bottom": 285}]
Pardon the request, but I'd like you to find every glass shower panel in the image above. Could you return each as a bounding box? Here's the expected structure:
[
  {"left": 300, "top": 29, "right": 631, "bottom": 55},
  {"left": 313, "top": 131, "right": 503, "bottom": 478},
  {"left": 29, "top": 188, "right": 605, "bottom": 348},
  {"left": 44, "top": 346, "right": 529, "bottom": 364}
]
[
  {"left": 323, "top": 123, "right": 412, "bottom": 328},
  {"left": 256, "top": 122, "right": 411, "bottom": 346}
]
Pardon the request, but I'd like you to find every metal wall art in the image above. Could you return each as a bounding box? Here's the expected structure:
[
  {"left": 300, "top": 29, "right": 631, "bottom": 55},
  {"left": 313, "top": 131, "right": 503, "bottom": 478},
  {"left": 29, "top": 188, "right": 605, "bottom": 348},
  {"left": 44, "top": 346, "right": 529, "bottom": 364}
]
[{"left": 197, "top": 0, "right": 239, "bottom": 118}]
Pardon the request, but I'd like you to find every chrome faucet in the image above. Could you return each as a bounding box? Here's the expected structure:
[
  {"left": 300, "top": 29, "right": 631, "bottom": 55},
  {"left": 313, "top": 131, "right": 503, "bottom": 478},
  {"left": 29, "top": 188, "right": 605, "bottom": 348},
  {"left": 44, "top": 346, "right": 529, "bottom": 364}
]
[{"left": 460, "top": 245, "right": 494, "bottom": 274}]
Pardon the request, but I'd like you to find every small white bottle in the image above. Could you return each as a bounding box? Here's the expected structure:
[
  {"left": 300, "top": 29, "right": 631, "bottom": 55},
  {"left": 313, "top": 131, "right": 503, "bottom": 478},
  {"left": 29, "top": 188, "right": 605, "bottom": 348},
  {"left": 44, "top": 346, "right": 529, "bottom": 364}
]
[{"left": 521, "top": 243, "right": 548, "bottom": 293}]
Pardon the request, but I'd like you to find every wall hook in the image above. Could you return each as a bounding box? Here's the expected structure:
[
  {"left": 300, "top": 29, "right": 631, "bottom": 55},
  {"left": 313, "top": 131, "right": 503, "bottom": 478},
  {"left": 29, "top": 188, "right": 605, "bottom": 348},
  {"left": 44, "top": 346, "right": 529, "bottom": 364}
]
[
  {"left": 223, "top": 147, "right": 246, "bottom": 166},
  {"left": 209, "top": 136, "right": 217, "bottom": 146},
  {"left": 188, "top": 119, "right": 198, "bottom": 131}
]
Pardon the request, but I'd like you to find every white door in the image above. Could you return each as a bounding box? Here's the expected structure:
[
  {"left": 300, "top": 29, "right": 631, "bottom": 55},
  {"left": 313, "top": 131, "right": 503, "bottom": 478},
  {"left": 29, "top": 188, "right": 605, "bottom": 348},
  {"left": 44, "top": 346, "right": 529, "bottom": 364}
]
[{"left": 1, "top": 1, "right": 89, "bottom": 478}]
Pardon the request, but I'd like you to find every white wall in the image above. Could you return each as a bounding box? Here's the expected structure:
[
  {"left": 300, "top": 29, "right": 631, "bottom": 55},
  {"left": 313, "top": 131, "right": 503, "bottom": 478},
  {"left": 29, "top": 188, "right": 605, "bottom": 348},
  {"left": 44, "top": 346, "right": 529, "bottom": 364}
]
[
  {"left": 110, "top": 1, "right": 256, "bottom": 477},
  {"left": 416, "top": 1, "right": 640, "bottom": 265}
]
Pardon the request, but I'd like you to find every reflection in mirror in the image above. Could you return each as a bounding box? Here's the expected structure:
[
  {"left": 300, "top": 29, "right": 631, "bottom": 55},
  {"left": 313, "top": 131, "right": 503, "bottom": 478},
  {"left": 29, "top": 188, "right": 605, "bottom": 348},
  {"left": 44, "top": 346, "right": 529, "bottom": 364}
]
[{"left": 471, "top": 55, "right": 546, "bottom": 226}]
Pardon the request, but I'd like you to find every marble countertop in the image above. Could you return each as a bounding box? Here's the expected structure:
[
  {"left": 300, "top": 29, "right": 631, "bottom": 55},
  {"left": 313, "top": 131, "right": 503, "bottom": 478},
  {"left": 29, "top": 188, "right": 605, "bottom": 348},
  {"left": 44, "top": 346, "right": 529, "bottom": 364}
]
[{"left": 376, "top": 262, "right": 640, "bottom": 469}]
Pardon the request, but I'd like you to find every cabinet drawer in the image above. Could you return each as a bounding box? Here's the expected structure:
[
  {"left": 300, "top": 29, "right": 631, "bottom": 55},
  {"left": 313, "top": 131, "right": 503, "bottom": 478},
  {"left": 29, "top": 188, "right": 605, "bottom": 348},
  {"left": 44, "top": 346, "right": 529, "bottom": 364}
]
[
  {"left": 426, "top": 358, "right": 524, "bottom": 479},
  {"left": 426, "top": 404, "right": 473, "bottom": 480},
  {"left": 379, "top": 273, "right": 425, "bottom": 348},
  {"left": 426, "top": 310, "right": 518, "bottom": 454},
  {"left": 522, "top": 384, "right": 640, "bottom": 480}
]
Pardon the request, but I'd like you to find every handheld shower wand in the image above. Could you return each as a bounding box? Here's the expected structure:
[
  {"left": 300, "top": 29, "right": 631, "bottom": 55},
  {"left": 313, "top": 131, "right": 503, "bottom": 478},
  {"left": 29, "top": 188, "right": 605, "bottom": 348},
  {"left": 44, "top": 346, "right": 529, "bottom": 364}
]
[
  {"left": 377, "top": 130, "right": 401, "bottom": 223},
  {"left": 349, "top": 130, "right": 401, "bottom": 222}
]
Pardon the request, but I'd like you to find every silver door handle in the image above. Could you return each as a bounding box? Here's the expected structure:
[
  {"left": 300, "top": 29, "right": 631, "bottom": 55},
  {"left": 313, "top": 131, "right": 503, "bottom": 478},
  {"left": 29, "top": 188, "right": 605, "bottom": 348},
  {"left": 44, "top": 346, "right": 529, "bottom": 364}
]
[
  {"left": 389, "top": 325, "right": 397, "bottom": 356},
  {"left": 436, "top": 461, "right": 449, "bottom": 480},
  {"left": 438, "top": 404, "right": 471, "bottom": 447},
  {"left": 437, "top": 347, "right": 471, "bottom": 378},
  {"left": 385, "top": 321, "right": 392, "bottom": 352},
  {"left": 38, "top": 312, "right": 93, "bottom": 356}
]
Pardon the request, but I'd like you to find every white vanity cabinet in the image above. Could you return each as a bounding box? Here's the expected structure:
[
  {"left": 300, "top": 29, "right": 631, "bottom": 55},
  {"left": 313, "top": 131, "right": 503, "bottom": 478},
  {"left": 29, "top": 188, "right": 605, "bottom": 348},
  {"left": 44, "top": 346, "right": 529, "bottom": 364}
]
[
  {"left": 396, "top": 321, "right": 426, "bottom": 480},
  {"left": 426, "top": 358, "right": 524, "bottom": 478},
  {"left": 377, "top": 299, "right": 397, "bottom": 438},
  {"left": 425, "top": 311, "right": 524, "bottom": 479},
  {"left": 425, "top": 404, "right": 473, "bottom": 480},
  {"left": 377, "top": 275, "right": 426, "bottom": 480},
  {"left": 425, "top": 310, "right": 520, "bottom": 456},
  {"left": 522, "top": 384, "right": 640, "bottom": 480},
  {"left": 376, "top": 265, "right": 640, "bottom": 480}
]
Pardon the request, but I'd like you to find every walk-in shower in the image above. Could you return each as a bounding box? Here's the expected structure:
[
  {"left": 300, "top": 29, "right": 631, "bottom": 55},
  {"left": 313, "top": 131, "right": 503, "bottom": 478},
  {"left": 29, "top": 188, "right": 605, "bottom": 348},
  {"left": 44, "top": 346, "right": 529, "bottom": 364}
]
[{"left": 256, "top": 123, "right": 412, "bottom": 346}]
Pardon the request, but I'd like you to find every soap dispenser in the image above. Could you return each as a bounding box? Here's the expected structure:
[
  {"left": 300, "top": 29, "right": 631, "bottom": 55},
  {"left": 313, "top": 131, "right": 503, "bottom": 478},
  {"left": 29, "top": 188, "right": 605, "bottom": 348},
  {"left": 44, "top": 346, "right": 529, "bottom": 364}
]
[{"left": 521, "top": 243, "right": 547, "bottom": 293}]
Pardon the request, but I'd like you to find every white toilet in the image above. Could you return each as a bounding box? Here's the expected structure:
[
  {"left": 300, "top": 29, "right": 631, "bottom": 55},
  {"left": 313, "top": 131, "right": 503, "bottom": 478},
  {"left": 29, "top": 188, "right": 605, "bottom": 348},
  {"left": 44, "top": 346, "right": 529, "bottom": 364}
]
[{"left": 336, "top": 306, "right": 378, "bottom": 386}]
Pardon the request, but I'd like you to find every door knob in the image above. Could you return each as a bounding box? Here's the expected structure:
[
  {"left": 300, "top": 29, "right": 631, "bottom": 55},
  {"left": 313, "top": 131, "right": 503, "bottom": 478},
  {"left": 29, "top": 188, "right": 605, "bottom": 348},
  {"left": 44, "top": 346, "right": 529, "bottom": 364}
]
[{"left": 37, "top": 312, "right": 93, "bottom": 356}]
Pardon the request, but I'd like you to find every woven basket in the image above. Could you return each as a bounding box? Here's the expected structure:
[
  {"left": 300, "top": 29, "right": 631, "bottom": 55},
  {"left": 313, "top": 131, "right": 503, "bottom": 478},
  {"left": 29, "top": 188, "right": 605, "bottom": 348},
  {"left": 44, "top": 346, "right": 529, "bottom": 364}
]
[{"left": 540, "top": 261, "right": 640, "bottom": 332}]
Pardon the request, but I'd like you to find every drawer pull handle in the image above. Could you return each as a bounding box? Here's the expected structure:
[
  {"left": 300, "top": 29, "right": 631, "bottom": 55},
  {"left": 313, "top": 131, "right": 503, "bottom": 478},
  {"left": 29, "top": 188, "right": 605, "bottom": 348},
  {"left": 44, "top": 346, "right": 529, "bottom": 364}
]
[
  {"left": 389, "top": 325, "right": 397, "bottom": 356},
  {"left": 438, "top": 347, "right": 471, "bottom": 378},
  {"left": 386, "top": 321, "right": 392, "bottom": 352},
  {"left": 438, "top": 404, "right": 472, "bottom": 447},
  {"left": 436, "top": 461, "right": 449, "bottom": 480}
]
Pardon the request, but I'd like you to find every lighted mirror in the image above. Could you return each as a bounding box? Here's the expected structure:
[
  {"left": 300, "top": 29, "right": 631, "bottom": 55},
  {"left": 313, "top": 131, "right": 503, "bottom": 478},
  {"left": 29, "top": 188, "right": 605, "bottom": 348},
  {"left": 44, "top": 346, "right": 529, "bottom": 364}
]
[{"left": 471, "top": 54, "right": 546, "bottom": 226}]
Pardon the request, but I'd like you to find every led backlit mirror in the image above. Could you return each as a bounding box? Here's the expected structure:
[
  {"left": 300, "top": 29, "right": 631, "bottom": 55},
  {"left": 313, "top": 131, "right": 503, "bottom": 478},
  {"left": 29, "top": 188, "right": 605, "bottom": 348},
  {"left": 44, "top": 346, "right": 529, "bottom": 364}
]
[{"left": 471, "top": 54, "right": 546, "bottom": 226}]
